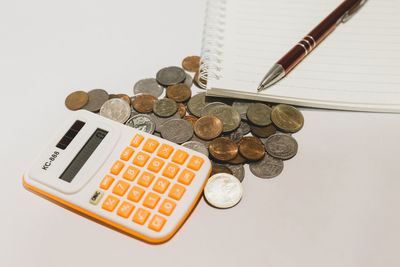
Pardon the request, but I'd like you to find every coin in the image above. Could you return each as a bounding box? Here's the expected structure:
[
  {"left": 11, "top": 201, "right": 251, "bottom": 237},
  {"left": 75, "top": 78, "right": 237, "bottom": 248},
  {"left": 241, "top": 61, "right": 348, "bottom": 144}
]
[
  {"left": 271, "top": 104, "right": 304, "bottom": 133},
  {"left": 232, "top": 100, "right": 254, "bottom": 120},
  {"left": 184, "top": 73, "right": 193, "bottom": 88},
  {"left": 225, "top": 164, "right": 245, "bottom": 182},
  {"left": 227, "top": 121, "right": 251, "bottom": 142},
  {"left": 160, "top": 119, "right": 194, "bottom": 144},
  {"left": 194, "top": 115, "right": 223, "bottom": 140},
  {"left": 265, "top": 134, "right": 298, "bottom": 160},
  {"left": 133, "top": 78, "right": 164, "bottom": 98},
  {"left": 204, "top": 173, "right": 243, "bottom": 209},
  {"left": 190, "top": 134, "right": 210, "bottom": 147},
  {"left": 125, "top": 114, "right": 155, "bottom": 134},
  {"left": 206, "top": 105, "right": 241, "bottom": 133},
  {"left": 166, "top": 84, "right": 191, "bottom": 102},
  {"left": 249, "top": 154, "right": 284, "bottom": 179},
  {"left": 132, "top": 94, "right": 157, "bottom": 113},
  {"left": 65, "top": 91, "right": 89, "bottom": 110},
  {"left": 109, "top": 94, "right": 119, "bottom": 99},
  {"left": 117, "top": 94, "right": 131, "bottom": 104},
  {"left": 200, "top": 102, "right": 226, "bottom": 117},
  {"left": 149, "top": 112, "right": 180, "bottom": 132},
  {"left": 83, "top": 89, "right": 109, "bottom": 112},
  {"left": 209, "top": 137, "right": 238, "bottom": 161},
  {"left": 153, "top": 98, "right": 178, "bottom": 117},
  {"left": 246, "top": 103, "right": 272, "bottom": 127},
  {"left": 250, "top": 124, "right": 277, "bottom": 138},
  {"left": 187, "top": 92, "right": 207, "bottom": 117},
  {"left": 227, "top": 153, "right": 247, "bottom": 165},
  {"left": 99, "top": 98, "right": 131, "bottom": 123},
  {"left": 238, "top": 136, "right": 265, "bottom": 161},
  {"left": 210, "top": 164, "right": 233, "bottom": 176},
  {"left": 194, "top": 71, "right": 207, "bottom": 88},
  {"left": 156, "top": 66, "right": 186, "bottom": 86},
  {"left": 182, "top": 141, "right": 209, "bottom": 157},
  {"left": 182, "top": 56, "right": 200, "bottom": 72},
  {"left": 177, "top": 103, "right": 186, "bottom": 118},
  {"left": 183, "top": 115, "right": 198, "bottom": 126}
]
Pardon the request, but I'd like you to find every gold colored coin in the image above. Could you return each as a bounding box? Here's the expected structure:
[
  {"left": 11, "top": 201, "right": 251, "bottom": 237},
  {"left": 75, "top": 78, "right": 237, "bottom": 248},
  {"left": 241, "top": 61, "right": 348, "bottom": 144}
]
[
  {"left": 177, "top": 103, "right": 186, "bottom": 118},
  {"left": 238, "top": 136, "right": 265, "bottom": 161},
  {"left": 183, "top": 115, "right": 198, "bottom": 126},
  {"left": 194, "top": 115, "right": 223, "bottom": 140},
  {"left": 227, "top": 152, "right": 247, "bottom": 164},
  {"left": 182, "top": 56, "right": 200, "bottom": 72},
  {"left": 166, "top": 84, "right": 191, "bottom": 102},
  {"left": 209, "top": 137, "right": 238, "bottom": 161},
  {"left": 271, "top": 104, "right": 304, "bottom": 133},
  {"left": 118, "top": 94, "right": 131, "bottom": 105},
  {"left": 65, "top": 91, "right": 89, "bottom": 110},
  {"left": 250, "top": 124, "right": 277, "bottom": 138},
  {"left": 210, "top": 164, "right": 233, "bottom": 177},
  {"left": 133, "top": 94, "right": 157, "bottom": 113}
]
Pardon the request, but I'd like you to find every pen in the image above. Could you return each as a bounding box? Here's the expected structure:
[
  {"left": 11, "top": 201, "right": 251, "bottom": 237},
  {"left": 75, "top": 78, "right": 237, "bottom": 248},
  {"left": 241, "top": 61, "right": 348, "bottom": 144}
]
[{"left": 257, "top": 0, "right": 368, "bottom": 92}]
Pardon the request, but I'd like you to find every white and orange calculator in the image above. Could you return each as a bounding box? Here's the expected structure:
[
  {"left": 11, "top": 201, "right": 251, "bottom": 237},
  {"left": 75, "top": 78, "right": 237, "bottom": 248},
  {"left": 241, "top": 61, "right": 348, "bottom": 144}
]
[{"left": 23, "top": 110, "right": 211, "bottom": 243}]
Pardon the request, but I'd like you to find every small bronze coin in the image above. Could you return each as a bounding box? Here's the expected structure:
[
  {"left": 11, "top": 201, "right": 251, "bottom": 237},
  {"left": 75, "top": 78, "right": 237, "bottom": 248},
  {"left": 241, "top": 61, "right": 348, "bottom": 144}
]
[
  {"left": 246, "top": 103, "right": 272, "bottom": 127},
  {"left": 209, "top": 137, "right": 238, "bottom": 161},
  {"left": 194, "top": 115, "right": 223, "bottom": 140},
  {"left": 271, "top": 104, "right": 304, "bottom": 133},
  {"left": 238, "top": 136, "right": 265, "bottom": 161},
  {"left": 117, "top": 94, "right": 131, "bottom": 104},
  {"left": 166, "top": 84, "right": 191, "bottom": 102},
  {"left": 182, "top": 56, "right": 201, "bottom": 72},
  {"left": 194, "top": 71, "right": 207, "bottom": 88},
  {"left": 250, "top": 124, "right": 277, "bottom": 138},
  {"left": 210, "top": 164, "right": 233, "bottom": 177},
  {"left": 133, "top": 94, "right": 157, "bottom": 113},
  {"left": 65, "top": 91, "right": 89, "bottom": 110},
  {"left": 183, "top": 115, "right": 198, "bottom": 126},
  {"left": 177, "top": 103, "right": 186, "bottom": 118},
  {"left": 227, "top": 152, "right": 247, "bottom": 165}
]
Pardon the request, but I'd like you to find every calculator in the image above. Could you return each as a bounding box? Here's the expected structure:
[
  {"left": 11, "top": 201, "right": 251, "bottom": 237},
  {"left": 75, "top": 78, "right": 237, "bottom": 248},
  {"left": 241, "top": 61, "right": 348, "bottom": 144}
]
[{"left": 23, "top": 110, "right": 212, "bottom": 243}]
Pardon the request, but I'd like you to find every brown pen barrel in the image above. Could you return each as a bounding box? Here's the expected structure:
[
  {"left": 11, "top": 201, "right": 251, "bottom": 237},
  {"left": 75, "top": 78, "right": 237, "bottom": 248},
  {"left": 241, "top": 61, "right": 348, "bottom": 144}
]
[{"left": 277, "top": 0, "right": 362, "bottom": 73}]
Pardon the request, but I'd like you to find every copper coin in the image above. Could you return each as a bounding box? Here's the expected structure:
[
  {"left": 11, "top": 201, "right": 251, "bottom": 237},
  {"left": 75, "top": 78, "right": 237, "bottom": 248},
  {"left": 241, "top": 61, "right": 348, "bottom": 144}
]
[
  {"left": 209, "top": 137, "right": 238, "bottom": 161},
  {"left": 177, "top": 103, "right": 186, "bottom": 118},
  {"left": 194, "top": 115, "right": 223, "bottom": 140},
  {"left": 238, "top": 136, "right": 265, "bottom": 161},
  {"left": 227, "top": 153, "right": 247, "bottom": 165},
  {"left": 183, "top": 115, "right": 198, "bottom": 126},
  {"left": 108, "top": 94, "right": 119, "bottom": 99},
  {"left": 194, "top": 71, "right": 207, "bottom": 88},
  {"left": 166, "top": 84, "right": 191, "bottom": 102},
  {"left": 250, "top": 124, "right": 277, "bottom": 138},
  {"left": 210, "top": 164, "right": 233, "bottom": 177},
  {"left": 133, "top": 94, "right": 157, "bottom": 113},
  {"left": 65, "top": 91, "right": 89, "bottom": 110},
  {"left": 118, "top": 94, "right": 131, "bottom": 105},
  {"left": 271, "top": 104, "right": 304, "bottom": 133},
  {"left": 182, "top": 56, "right": 200, "bottom": 72}
]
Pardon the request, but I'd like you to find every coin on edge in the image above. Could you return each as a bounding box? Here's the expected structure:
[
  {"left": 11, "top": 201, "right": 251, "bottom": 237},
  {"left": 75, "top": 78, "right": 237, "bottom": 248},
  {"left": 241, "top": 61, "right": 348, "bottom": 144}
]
[
  {"left": 182, "top": 56, "right": 200, "bottom": 72},
  {"left": 271, "top": 104, "right": 304, "bottom": 133},
  {"left": 99, "top": 98, "right": 131, "bottom": 123},
  {"left": 133, "top": 78, "right": 164, "bottom": 98},
  {"left": 125, "top": 114, "right": 155, "bottom": 134},
  {"left": 82, "top": 89, "right": 109, "bottom": 112},
  {"left": 166, "top": 84, "right": 191, "bottom": 102},
  {"left": 132, "top": 94, "right": 157, "bottom": 113},
  {"left": 194, "top": 115, "right": 223, "bottom": 140},
  {"left": 65, "top": 91, "right": 89, "bottom": 110},
  {"left": 246, "top": 103, "right": 272, "bottom": 127},
  {"left": 160, "top": 119, "right": 194, "bottom": 144},
  {"left": 209, "top": 137, "right": 238, "bottom": 161},
  {"left": 156, "top": 66, "right": 186, "bottom": 86},
  {"left": 204, "top": 173, "right": 243, "bottom": 209},
  {"left": 249, "top": 154, "right": 284, "bottom": 179},
  {"left": 265, "top": 133, "right": 298, "bottom": 160},
  {"left": 153, "top": 98, "right": 178, "bottom": 117}
]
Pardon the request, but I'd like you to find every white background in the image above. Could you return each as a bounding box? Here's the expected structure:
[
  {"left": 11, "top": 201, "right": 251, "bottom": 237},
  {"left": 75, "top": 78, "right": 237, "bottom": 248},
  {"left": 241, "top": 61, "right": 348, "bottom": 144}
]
[{"left": 1, "top": 0, "right": 400, "bottom": 266}]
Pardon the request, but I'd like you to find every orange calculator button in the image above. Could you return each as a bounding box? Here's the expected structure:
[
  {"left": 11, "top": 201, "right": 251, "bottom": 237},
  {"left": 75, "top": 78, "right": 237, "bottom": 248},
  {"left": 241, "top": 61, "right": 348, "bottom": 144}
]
[
  {"left": 130, "top": 134, "right": 144, "bottom": 147},
  {"left": 158, "top": 199, "right": 176, "bottom": 216},
  {"left": 147, "top": 158, "right": 165, "bottom": 173},
  {"left": 171, "top": 149, "right": 189, "bottom": 165},
  {"left": 168, "top": 184, "right": 186, "bottom": 200},
  {"left": 100, "top": 175, "right": 115, "bottom": 190},
  {"left": 112, "top": 180, "right": 130, "bottom": 196},
  {"left": 132, "top": 208, "right": 150, "bottom": 225},
  {"left": 156, "top": 144, "right": 174, "bottom": 159},
  {"left": 120, "top": 147, "right": 134, "bottom": 161},
  {"left": 143, "top": 192, "right": 161, "bottom": 209},
  {"left": 187, "top": 155, "right": 204, "bottom": 171},
  {"left": 148, "top": 215, "right": 167, "bottom": 232},
  {"left": 137, "top": 171, "right": 155, "bottom": 187},
  {"left": 122, "top": 166, "right": 140, "bottom": 181},
  {"left": 152, "top": 178, "right": 170, "bottom": 194},
  {"left": 102, "top": 195, "right": 120, "bottom": 212},
  {"left": 117, "top": 201, "right": 135, "bottom": 218},
  {"left": 142, "top": 138, "right": 160, "bottom": 153},
  {"left": 162, "top": 163, "right": 180, "bottom": 179},
  {"left": 110, "top": 160, "right": 125, "bottom": 175},
  {"left": 132, "top": 152, "right": 150, "bottom": 167},
  {"left": 177, "top": 169, "right": 195, "bottom": 185},
  {"left": 127, "top": 186, "right": 145, "bottom": 202}
]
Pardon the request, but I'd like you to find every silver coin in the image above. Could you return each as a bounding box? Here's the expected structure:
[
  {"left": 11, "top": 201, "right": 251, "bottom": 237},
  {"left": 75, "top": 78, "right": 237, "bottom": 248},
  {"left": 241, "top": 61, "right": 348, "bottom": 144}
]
[
  {"left": 125, "top": 114, "right": 155, "bottom": 134},
  {"left": 182, "top": 141, "right": 209, "bottom": 157},
  {"left": 152, "top": 131, "right": 161, "bottom": 137},
  {"left": 200, "top": 102, "right": 227, "bottom": 117},
  {"left": 226, "top": 121, "right": 251, "bottom": 142},
  {"left": 184, "top": 73, "right": 193, "bottom": 88},
  {"left": 133, "top": 78, "right": 164, "bottom": 98},
  {"left": 190, "top": 134, "right": 210, "bottom": 147},
  {"left": 153, "top": 98, "right": 178, "bottom": 117},
  {"left": 83, "top": 89, "right": 109, "bottom": 112},
  {"left": 204, "top": 173, "right": 243, "bottom": 209},
  {"left": 156, "top": 66, "right": 186, "bottom": 86},
  {"left": 206, "top": 105, "right": 241, "bottom": 133},
  {"left": 265, "top": 134, "right": 298, "bottom": 160},
  {"left": 224, "top": 164, "right": 245, "bottom": 182},
  {"left": 246, "top": 103, "right": 272, "bottom": 126},
  {"left": 249, "top": 154, "right": 284, "bottom": 179},
  {"left": 99, "top": 98, "right": 131, "bottom": 123},
  {"left": 160, "top": 119, "right": 194, "bottom": 144},
  {"left": 232, "top": 100, "right": 254, "bottom": 120},
  {"left": 149, "top": 112, "right": 180, "bottom": 132},
  {"left": 187, "top": 92, "right": 207, "bottom": 117}
]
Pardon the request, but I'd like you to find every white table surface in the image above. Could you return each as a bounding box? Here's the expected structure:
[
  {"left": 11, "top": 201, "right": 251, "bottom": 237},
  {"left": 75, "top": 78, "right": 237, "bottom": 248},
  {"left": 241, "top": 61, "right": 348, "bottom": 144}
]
[{"left": 1, "top": 0, "right": 400, "bottom": 266}]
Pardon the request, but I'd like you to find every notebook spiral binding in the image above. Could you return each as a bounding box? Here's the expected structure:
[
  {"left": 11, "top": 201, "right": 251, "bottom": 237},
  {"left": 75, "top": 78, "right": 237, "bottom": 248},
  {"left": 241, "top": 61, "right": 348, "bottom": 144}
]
[{"left": 198, "top": 0, "right": 227, "bottom": 89}]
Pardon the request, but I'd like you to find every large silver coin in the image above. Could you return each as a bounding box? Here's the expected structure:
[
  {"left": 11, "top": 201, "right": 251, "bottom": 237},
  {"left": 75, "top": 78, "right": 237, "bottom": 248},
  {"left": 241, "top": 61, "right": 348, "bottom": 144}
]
[
  {"left": 200, "top": 102, "right": 227, "bottom": 117},
  {"left": 182, "top": 141, "right": 209, "bottom": 157},
  {"left": 206, "top": 105, "right": 241, "bottom": 133},
  {"left": 265, "top": 133, "right": 298, "bottom": 160},
  {"left": 246, "top": 103, "right": 272, "bottom": 127},
  {"left": 187, "top": 92, "right": 206, "bottom": 117},
  {"left": 125, "top": 114, "right": 155, "bottom": 134},
  {"left": 249, "top": 154, "right": 284, "bottom": 179},
  {"left": 153, "top": 98, "right": 178, "bottom": 117},
  {"left": 149, "top": 112, "right": 181, "bottom": 132},
  {"left": 190, "top": 134, "right": 210, "bottom": 148},
  {"left": 83, "top": 89, "right": 109, "bottom": 112},
  {"left": 160, "top": 119, "right": 194, "bottom": 144},
  {"left": 232, "top": 100, "right": 254, "bottom": 120},
  {"left": 100, "top": 98, "right": 131, "bottom": 123},
  {"left": 133, "top": 78, "right": 164, "bottom": 98},
  {"left": 224, "top": 164, "right": 245, "bottom": 182},
  {"left": 184, "top": 73, "right": 193, "bottom": 88},
  {"left": 204, "top": 173, "right": 243, "bottom": 209},
  {"left": 156, "top": 66, "right": 186, "bottom": 86}
]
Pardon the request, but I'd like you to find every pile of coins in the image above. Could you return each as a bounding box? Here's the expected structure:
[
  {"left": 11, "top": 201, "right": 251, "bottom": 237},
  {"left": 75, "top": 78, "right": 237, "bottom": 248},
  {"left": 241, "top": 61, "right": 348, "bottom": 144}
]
[{"left": 65, "top": 55, "right": 304, "bottom": 209}]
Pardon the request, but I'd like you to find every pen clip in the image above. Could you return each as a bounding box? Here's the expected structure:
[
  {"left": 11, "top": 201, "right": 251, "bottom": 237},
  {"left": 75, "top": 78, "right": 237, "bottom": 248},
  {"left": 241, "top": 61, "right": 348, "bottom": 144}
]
[{"left": 340, "top": 0, "right": 368, "bottom": 23}]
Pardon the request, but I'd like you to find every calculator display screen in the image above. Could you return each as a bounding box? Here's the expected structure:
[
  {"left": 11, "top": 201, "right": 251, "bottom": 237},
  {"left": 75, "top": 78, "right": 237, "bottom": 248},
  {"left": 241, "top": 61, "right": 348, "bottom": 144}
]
[{"left": 59, "top": 128, "right": 108, "bottom": 183}]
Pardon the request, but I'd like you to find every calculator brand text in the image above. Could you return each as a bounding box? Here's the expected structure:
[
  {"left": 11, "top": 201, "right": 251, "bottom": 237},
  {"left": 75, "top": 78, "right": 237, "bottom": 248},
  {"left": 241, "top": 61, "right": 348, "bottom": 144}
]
[{"left": 42, "top": 151, "right": 60, "bottom": 170}]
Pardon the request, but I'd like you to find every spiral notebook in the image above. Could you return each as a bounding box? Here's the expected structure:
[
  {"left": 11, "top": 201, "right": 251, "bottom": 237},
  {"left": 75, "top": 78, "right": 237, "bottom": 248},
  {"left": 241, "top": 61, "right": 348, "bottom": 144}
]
[{"left": 198, "top": 0, "right": 400, "bottom": 113}]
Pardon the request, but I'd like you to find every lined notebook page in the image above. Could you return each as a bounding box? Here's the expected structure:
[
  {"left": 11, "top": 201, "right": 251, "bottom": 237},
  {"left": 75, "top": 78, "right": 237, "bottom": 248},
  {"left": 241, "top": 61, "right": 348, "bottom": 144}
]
[{"left": 206, "top": 0, "right": 400, "bottom": 112}]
